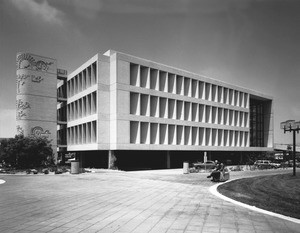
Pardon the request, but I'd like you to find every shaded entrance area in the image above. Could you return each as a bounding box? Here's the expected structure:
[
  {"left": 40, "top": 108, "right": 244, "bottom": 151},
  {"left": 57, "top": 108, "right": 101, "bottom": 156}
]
[
  {"left": 111, "top": 150, "right": 209, "bottom": 171},
  {"left": 77, "top": 150, "right": 108, "bottom": 169},
  {"left": 116, "top": 151, "right": 167, "bottom": 171},
  {"left": 68, "top": 150, "right": 264, "bottom": 171}
]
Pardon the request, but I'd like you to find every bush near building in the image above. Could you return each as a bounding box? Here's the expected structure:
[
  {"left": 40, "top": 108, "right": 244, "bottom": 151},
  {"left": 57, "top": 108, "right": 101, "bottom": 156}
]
[{"left": 0, "top": 134, "right": 54, "bottom": 169}]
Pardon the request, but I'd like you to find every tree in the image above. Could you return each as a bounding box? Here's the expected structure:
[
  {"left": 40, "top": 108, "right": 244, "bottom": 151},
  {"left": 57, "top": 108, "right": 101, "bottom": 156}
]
[{"left": 0, "top": 134, "right": 54, "bottom": 168}]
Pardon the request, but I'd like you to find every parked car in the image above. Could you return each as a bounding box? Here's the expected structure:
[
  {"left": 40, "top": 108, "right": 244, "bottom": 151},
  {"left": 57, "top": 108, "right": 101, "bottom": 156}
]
[
  {"left": 286, "top": 160, "right": 300, "bottom": 167},
  {"left": 193, "top": 160, "right": 216, "bottom": 170},
  {"left": 254, "top": 160, "right": 272, "bottom": 169},
  {"left": 270, "top": 162, "right": 281, "bottom": 168}
]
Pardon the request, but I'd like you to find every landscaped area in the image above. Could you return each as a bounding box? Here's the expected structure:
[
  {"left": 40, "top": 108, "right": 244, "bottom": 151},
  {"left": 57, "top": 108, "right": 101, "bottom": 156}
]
[{"left": 217, "top": 173, "right": 300, "bottom": 219}]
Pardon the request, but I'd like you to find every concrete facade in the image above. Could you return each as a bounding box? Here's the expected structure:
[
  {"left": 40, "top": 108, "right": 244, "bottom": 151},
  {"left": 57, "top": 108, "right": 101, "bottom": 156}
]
[
  {"left": 16, "top": 50, "right": 274, "bottom": 168},
  {"left": 100, "top": 51, "right": 274, "bottom": 152}
]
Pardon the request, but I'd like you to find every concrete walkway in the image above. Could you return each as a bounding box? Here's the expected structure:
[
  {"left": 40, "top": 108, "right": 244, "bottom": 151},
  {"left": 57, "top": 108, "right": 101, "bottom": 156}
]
[{"left": 0, "top": 169, "right": 299, "bottom": 233}]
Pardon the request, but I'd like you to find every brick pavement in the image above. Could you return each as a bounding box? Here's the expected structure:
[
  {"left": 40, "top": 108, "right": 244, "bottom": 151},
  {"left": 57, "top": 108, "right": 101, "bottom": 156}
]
[{"left": 0, "top": 169, "right": 299, "bottom": 233}]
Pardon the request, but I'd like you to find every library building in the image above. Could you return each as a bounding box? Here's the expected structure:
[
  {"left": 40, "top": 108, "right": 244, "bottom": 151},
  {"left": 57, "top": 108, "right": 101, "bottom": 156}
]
[{"left": 16, "top": 50, "right": 273, "bottom": 170}]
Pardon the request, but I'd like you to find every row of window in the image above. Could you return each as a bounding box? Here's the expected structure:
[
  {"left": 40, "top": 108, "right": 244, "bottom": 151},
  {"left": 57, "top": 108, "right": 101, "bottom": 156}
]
[
  {"left": 57, "top": 128, "right": 67, "bottom": 145},
  {"left": 57, "top": 83, "right": 67, "bottom": 99},
  {"left": 67, "top": 91, "right": 97, "bottom": 121},
  {"left": 67, "top": 121, "right": 97, "bottom": 145},
  {"left": 130, "top": 63, "right": 249, "bottom": 108},
  {"left": 130, "top": 93, "right": 249, "bottom": 127},
  {"left": 130, "top": 121, "right": 249, "bottom": 147},
  {"left": 57, "top": 106, "right": 67, "bottom": 122},
  {"left": 67, "top": 62, "right": 97, "bottom": 98},
  {"left": 250, "top": 100, "right": 265, "bottom": 147}
]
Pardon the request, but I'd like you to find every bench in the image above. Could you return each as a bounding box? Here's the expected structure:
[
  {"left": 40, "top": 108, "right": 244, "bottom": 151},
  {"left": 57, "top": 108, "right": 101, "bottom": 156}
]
[
  {"left": 219, "top": 169, "right": 230, "bottom": 182},
  {"left": 212, "top": 168, "right": 230, "bottom": 182}
]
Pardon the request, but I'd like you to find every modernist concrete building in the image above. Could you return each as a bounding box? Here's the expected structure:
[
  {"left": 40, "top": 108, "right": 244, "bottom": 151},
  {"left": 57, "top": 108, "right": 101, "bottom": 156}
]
[{"left": 16, "top": 50, "right": 273, "bottom": 169}]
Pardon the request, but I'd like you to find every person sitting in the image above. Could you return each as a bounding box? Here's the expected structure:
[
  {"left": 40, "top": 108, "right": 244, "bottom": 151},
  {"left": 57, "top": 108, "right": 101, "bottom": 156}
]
[{"left": 207, "top": 161, "right": 225, "bottom": 181}]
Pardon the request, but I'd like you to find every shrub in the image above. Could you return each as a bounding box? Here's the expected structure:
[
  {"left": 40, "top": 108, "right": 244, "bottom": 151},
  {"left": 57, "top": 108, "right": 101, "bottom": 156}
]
[
  {"left": 49, "top": 166, "right": 57, "bottom": 172},
  {"left": 0, "top": 134, "right": 54, "bottom": 169},
  {"left": 60, "top": 166, "right": 70, "bottom": 173},
  {"left": 55, "top": 169, "right": 63, "bottom": 174},
  {"left": 32, "top": 169, "right": 38, "bottom": 174},
  {"left": 43, "top": 169, "right": 49, "bottom": 174}
]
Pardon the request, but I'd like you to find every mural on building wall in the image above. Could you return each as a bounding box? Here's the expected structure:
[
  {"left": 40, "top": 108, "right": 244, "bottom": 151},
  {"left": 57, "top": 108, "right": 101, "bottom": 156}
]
[
  {"left": 16, "top": 125, "right": 24, "bottom": 135},
  {"left": 16, "top": 99, "right": 30, "bottom": 119},
  {"left": 16, "top": 74, "right": 28, "bottom": 93},
  {"left": 16, "top": 74, "right": 44, "bottom": 93},
  {"left": 31, "top": 75, "right": 44, "bottom": 83},
  {"left": 31, "top": 126, "right": 51, "bottom": 138},
  {"left": 16, "top": 53, "right": 53, "bottom": 72}
]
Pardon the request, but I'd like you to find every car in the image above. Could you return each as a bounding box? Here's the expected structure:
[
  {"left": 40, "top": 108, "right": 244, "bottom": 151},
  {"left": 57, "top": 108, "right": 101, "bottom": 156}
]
[
  {"left": 270, "top": 162, "right": 281, "bottom": 168},
  {"left": 254, "top": 160, "right": 272, "bottom": 169},
  {"left": 193, "top": 160, "right": 216, "bottom": 170},
  {"left": 286, "top": 160, "right": 300, "bottom": 167}
]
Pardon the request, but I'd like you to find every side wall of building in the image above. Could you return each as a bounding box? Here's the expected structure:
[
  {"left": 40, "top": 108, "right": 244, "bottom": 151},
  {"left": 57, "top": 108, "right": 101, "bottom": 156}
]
[
  {"left": 264, "top": 100, "right": 274, "bottom": 148},
  {"left": 97, "top": 55, "right": 111, "bottom": 149},
  {"left": 66, "top": 54, "right": 111, "bottom": 152}
]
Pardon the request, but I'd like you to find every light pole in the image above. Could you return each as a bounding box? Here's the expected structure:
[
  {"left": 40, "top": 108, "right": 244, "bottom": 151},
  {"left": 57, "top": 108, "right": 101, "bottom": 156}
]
[{"left": 280, "top": 120, "right": 300, "bottom": 176}]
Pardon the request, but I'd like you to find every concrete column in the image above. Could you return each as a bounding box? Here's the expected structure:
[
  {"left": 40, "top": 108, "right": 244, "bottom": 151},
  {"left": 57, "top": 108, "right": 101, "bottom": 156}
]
[
  {"left": 166, "top": 151, "right": 171, "bottom": 169},
  {"left": 79, "top": 152, "right": 84, "bottom": 173},
  {"left": 108, "top": 150, "right": 117, "bottom": 169},
  {"left": 240, "top": 152, "right": 243, "bottom": 164}
]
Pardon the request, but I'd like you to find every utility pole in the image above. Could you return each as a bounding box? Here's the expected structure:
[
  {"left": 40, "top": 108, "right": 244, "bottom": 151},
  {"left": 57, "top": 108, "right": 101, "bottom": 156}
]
[{"left": 280, "top": 120, "right": 300, "bottom": 176}]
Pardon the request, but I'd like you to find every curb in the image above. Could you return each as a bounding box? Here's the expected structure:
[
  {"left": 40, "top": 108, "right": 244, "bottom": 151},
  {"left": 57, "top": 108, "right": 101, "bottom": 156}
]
[{"left": 209, "top": 179, "right": 300, "bottom": 225}]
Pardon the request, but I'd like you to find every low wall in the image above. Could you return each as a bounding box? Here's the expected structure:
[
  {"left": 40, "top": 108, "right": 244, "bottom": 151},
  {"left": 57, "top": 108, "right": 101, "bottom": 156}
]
[{"left": 227, "top": 165, "right": 255, "bottom": 171}]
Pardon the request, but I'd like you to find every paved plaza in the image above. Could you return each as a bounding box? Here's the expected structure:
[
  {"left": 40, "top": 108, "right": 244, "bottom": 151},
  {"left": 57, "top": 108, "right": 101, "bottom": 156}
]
[{"left": 0, "top": 169, "right": 299, "bottom": 233}]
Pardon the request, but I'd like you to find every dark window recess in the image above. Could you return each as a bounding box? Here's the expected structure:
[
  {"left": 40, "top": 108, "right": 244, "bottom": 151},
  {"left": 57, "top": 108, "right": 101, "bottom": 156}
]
[{"left": 250, "top": 99, "right": 264, "bottom": 147}]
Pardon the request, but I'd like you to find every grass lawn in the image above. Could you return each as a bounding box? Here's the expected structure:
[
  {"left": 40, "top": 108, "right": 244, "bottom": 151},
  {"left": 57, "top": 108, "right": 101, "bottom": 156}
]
[{"left": 217, "top": 173, "right": 300, "bottom": 219}]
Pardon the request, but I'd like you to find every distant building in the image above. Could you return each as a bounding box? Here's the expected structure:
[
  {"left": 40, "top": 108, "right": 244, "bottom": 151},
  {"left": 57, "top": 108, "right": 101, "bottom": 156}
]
[
  {"left": 274, "top": 143, "right": 300, "bottom": 152},
  {"left": 16, "top": 50, "right": 274, "bottom": 169}
]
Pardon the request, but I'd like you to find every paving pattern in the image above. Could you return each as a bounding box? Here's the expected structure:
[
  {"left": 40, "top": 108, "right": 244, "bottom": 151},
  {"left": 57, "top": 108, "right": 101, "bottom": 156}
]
[{"left": 0, "top": 169, "right": 299, "bottom": 233}]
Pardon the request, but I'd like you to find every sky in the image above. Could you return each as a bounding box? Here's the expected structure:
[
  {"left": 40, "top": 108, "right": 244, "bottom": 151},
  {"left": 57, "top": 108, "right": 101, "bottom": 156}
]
[{"left": 0, "top": 0, "right": 300, "bottom": 145}]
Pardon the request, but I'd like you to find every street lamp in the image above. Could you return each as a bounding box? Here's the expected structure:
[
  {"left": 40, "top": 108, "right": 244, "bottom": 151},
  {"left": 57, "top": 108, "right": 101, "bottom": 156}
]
[{"left": 280, "top": 120, "right": 300, "bottom": 176}]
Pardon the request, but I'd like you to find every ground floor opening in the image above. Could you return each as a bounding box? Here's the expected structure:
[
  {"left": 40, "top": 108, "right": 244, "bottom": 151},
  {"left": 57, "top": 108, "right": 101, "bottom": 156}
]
[{"left": 60, "top": 150, "right": 266, "bottom": 171}]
